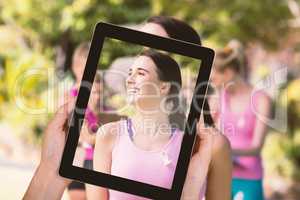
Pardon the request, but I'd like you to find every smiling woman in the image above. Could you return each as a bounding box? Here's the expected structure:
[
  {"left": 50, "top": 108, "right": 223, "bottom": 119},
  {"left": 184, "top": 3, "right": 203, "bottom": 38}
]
[
  {"left": 91, "top": 49, "right": 193, "bottom": 200},
  {"left": 87, "top": 46, "right": 232, "bottom": 200},
  {"left": 126, "top": 50, "right": 183, "bottom": 128}
]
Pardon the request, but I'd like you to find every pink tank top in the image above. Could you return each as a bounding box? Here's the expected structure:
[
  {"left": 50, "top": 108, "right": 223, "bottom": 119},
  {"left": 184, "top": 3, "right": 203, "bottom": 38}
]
[
  {"left": 220, "top": 90, "right": 264, "bottom": 180},
  {"left": 109, "top": 119, "right": 206, "bottom": 200}
]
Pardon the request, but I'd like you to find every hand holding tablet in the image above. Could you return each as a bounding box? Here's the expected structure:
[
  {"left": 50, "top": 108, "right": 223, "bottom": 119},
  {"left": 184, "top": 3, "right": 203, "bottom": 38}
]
[
  {"left": 24, "top": 22, "right": 231, "bottom": 200},
  {"left": 59, "top": 22, "right": 214, "bottom": 199}
]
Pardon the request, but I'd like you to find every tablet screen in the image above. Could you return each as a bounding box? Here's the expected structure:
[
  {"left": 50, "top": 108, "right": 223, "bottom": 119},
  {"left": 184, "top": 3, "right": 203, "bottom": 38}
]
[{"left": 73, "top": 38, "right": 201, "bottom": 190}]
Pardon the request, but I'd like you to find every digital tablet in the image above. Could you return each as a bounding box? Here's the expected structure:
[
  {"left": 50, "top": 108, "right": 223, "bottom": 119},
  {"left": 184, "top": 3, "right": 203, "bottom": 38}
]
[{"left": 59, "top": 22, "right": 214, "bottom": 199}]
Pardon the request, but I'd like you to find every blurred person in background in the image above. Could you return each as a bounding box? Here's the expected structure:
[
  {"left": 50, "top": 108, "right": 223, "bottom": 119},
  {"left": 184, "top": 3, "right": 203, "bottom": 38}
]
[
  {"left": 65, "top": 42, "right": 104, "bottom": 200},
  {"left": 210, "top": 40, "right": 271, "bottom": 200},
  {"left": 67, "top": 42, "right": 121, "bottom": 200}
]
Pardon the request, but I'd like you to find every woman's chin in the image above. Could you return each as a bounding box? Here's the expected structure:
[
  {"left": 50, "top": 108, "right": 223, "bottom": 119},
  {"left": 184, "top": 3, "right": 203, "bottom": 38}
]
[{"left": 126, "top": 95, "right": 137, "bottom": 105}]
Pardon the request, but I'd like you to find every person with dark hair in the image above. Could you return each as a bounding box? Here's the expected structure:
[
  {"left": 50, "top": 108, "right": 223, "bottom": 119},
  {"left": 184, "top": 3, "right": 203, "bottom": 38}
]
[
  {"left": 146, "top": 16, "right": 202, "bottom": 45},
  {"left": 71, "top": 42, "right": 91, "bottom": 84},
  {"left": 66, "top": 42, "right": 114, "bottom": 200},
  {"left": 92, "top": 49, "right": 198, "bottom": 199},
  {"left": 88, "top": 49, "right": 231, "bottom": 200},
  {"left": 139, "top": 16, "right": 231, "bottom": 200},
  {"left": 90, "top": 15, "right": 231, "bottom": 199},
  {"left": 65, "top": 42, "right": 99, "bottom": 200},
  {"left": 23, "top": 16, "right": 231, "bottom": 200},
  {"left": 145, "top": 16, "right": 215, "bottom": 132},
  {"left": 210, "top": 40, "right": 271, "bottom": 200},
  {"left": 107, "top": 16, "right": 213, "bottom": 128},
  {"left": 139, "top": 50, "right": 183, "bottom": 131}
]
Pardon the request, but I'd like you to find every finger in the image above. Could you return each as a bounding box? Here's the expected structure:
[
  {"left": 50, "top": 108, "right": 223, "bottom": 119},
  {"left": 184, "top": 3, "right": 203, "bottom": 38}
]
[
  {"left": 198, "top": 115, "right": 205, "bottom": 128},
  {"left": 52, "top": 99, "right": 76, "bottom": 126},
  {"left": 73, "top": 147, "right": 85, "bottom": 168},
  {"left": 198, "top": 128, "right": 216, "bottom": 150},
  {"left": 196, "top": 116, "right": 209, "bottom": 136}
]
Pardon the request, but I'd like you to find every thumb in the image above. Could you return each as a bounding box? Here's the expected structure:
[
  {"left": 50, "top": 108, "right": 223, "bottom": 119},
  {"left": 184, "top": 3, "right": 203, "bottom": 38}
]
[{"left": 196, "top": 115, "right": 210, "bottom": 137}]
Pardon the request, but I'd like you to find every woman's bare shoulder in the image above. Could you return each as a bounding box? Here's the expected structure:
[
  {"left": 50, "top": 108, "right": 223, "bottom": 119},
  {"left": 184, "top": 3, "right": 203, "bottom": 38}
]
[{"left": 212, "top": 129, "right": 231, "bottom": 157}]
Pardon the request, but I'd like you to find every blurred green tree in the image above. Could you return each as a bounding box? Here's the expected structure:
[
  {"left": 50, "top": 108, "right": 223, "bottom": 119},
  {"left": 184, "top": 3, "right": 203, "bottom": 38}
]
[
  {"left": 150, "top": 0, "right": 292, "bottom": 47},
  {"left": 0, "top": 0, "right": 293, "bottom": 58},
  {"left": 0, "top": 0, "right": 151, "bottom": 71},
  {"left": 0, "top": 0, "right": 298, "bottom": 149}
]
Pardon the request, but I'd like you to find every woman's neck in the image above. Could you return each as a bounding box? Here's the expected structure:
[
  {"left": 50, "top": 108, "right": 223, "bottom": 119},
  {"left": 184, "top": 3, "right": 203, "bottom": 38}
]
[
  {"left": 131, "top": 110, "right": 171, "bottom": 136},
  {"left": 133, "top": 110, "right": 169, "bottom": 126},
  {"left": 226, "top": 76, "right": 248, "bottom": 95}
]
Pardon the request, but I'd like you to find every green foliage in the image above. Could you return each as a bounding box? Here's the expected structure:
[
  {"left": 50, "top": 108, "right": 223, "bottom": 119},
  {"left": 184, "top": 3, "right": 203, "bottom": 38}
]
[
  {"left": 279, "top": 79, "right": 300, "bottom": 135},
  {"left": 1, "top": 50, "right": 51, "bottom": 103},
  {"left": 0, "top": 0, "right": 152, "bottom": 142},
  {"left": 263, "top": 77, "right": 300, "bottom": 181},
  {"left": 0, "top": 0, "right": 292, "bottom": 48},
  {"left": 150, "top": 0, "right": 292, "bottom": 47},
  {"left": 263, "top": 130, "right": 300, "bottom": 181},
  {"left": 0, "top": 0, "right": 151, "bottom": 46},
  {"left": 100, "top": 38, "right": 142, "bottom": 69}
]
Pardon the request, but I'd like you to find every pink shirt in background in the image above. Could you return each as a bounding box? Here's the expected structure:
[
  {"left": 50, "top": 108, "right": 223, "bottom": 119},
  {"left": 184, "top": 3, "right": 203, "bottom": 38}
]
[
  {"left": 220, "top": 90, "right": 265, "bottom": 180},
  {"left": 70, "top": 87, "right": 99, "bottom": 160}
]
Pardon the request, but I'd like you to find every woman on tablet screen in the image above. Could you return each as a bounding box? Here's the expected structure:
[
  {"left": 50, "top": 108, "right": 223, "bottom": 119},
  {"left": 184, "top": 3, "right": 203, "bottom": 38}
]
[{"left": 90, "top": 48, "right": 231, "bottom": 200}]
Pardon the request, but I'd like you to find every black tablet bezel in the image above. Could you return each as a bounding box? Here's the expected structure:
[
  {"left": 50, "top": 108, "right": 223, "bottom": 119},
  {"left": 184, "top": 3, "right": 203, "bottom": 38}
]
[{"left": 59, "top": 22, "right": 214, "bottom": 200}]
